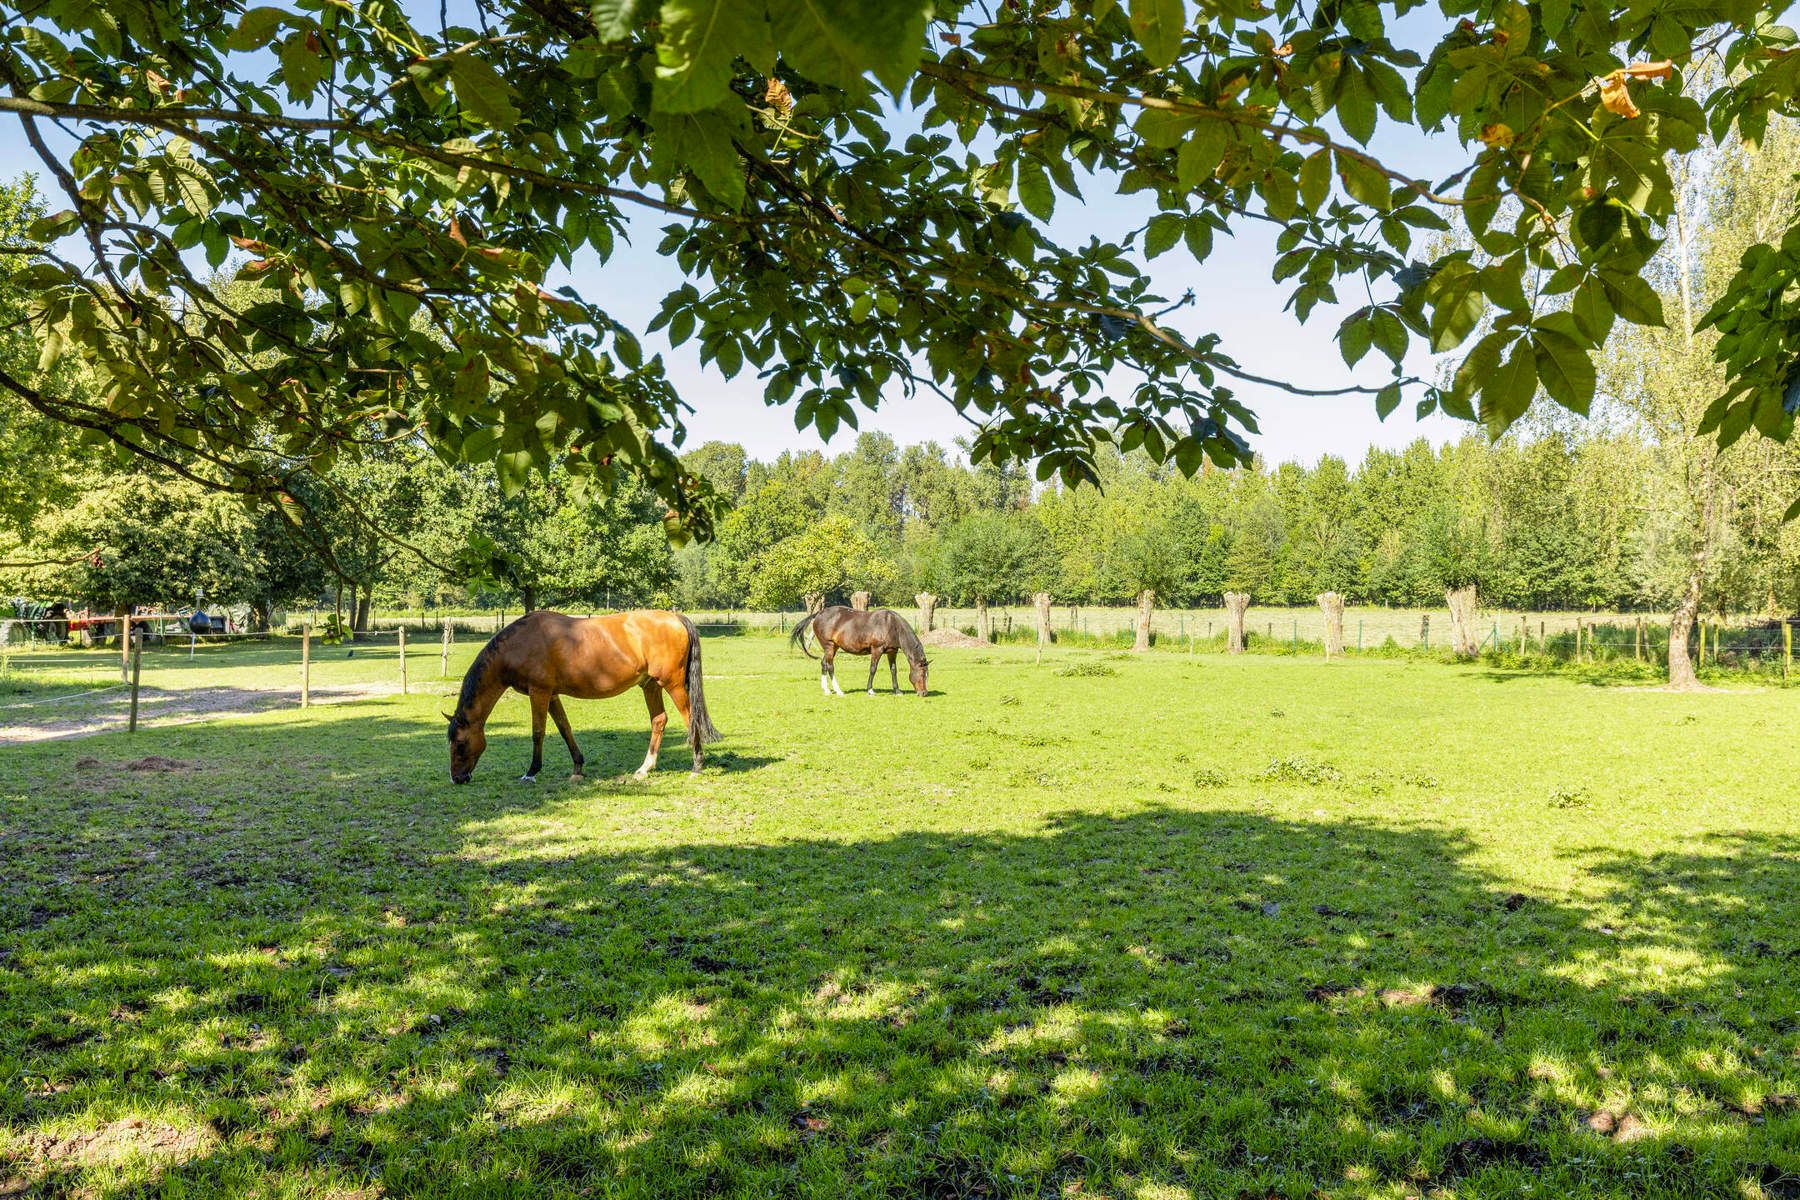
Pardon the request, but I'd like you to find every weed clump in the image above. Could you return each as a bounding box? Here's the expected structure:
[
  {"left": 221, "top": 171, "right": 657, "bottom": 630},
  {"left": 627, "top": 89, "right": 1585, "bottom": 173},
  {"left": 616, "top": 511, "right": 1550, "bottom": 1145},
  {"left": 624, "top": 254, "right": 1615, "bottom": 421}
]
[
  {"left": 1057, "top": 661, "right": 1117, "bottom": 678},
  {"left": 1260, "top": 756, "right": 1344, "bottom": 786},
  {"left": 1193, "top": 768, "right": 1230, "bottom": 788},
  {"left": 1548, "top": 787, "right": 1589, "bottom": 809}
]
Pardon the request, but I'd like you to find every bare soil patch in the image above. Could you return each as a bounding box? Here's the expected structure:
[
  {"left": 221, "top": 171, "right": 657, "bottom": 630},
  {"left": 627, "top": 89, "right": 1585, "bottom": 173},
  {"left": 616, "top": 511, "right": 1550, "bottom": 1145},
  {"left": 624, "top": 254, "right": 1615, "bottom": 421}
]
[
  {"left": 4, "top": 1116, "right": 216, "bottom": 1189},
  {"left": 920, "top": 628, "right": 989, "bottom": 649},
  {"left": 0, "top": 683, "right": 404, "bottom": 744}
]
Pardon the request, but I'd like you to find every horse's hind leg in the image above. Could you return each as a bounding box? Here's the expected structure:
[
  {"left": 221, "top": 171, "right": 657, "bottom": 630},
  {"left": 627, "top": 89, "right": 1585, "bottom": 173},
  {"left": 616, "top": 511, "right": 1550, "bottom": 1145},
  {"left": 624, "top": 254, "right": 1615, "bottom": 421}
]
[
  {"left": 666, "top": 679, "right": 704, "bottom": 774},
  {"left": 636, "top": 682, "right": 667, "bottom": 778},
  {"left": 866, "top": 653, "right": 879, "bottom": 695},
  {"left": 549, "top": 697, "right": 584, "bottom": 778},
  {"left": 888, "top": 649, "right": 900, "bottom": 694},
  {"left": 823, "top": 645, "right": 845, "bottom": 696},
  {"left": 522, "top": 689, "right": 550, "bottom": 782}
]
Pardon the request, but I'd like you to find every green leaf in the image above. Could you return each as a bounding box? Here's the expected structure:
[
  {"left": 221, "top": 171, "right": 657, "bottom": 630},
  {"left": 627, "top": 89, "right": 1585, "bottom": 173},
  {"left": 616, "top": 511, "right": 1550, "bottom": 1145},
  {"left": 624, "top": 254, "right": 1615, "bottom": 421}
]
[
  {"left": 1481, "top": 339, "right": 1538, "bottom": 432},
  {"left": 651, "top": 108, "right": 746, "bottom": 207},
  {"left": 1183, "top": 216, "right": 1214, "bottom": 262},
  {"left": 449, "top": 53, "right": 522, "bottom": 128},
  {"left": 1338, "top": 310, "right": 1373, "bottom": 367},
  {"left": 1017, "top": 157, "right": 1054, "bottom": 220},
  {"left": 1335, "top": 64, "right": 1376, "bottom": 145},
  {"left": 1375, "top": 382, "right": 1402, "bottom": 419},
  {"left": 1571, "top": 278, "right": 1616, "bottom": 342},
  {"left": 1298, "top": 149, "right": 1331, "bottom": 211},
  {"left": 1529, "top": 328, "right": 1595, "bottom": 414},
  {"left": 654, "top": 0, "right": 773, "bottom": 112},
  {"left": 1370, "top": 308, "right": 1407, "bottom": 363},
  {"left": 1598, "top": 271, "right": 1665, "bottom": 326},
  {"left": 226, "top": 6, "right": 290, "bottom": 51},
  {"left": 1176, "top": 123, "right": 1227, "bottom": 185},
  {"left": 1424, "top": 260, "right": 1485, "bottom": 351},
  {"left": 1128, "top": 0, "right": 1186, "bottom": 67},
  {"left": 1144, "top": 213, "right": 1183, "bottom": 258},
  {"left": 1336, "top": 150, "right": 1391, "bottom": 209},
  {"left": 768, "top": 0, "right": 931, "bottom": 93},
  {"left": 592, "top": 0, "right": 639, "bottom": 39},
  {"left": 277, "top": 32, "right": 327, "bottom": 102}
]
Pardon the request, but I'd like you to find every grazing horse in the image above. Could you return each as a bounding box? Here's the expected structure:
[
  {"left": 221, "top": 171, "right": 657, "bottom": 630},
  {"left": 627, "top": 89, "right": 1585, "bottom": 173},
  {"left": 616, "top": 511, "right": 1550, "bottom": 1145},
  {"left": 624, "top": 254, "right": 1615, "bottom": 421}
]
[
  {"left": 446, "top": 610, "right": 720, "bottom": 783},
  {"left": 789, "top": 605, "right": 929, "bottom": 696}
]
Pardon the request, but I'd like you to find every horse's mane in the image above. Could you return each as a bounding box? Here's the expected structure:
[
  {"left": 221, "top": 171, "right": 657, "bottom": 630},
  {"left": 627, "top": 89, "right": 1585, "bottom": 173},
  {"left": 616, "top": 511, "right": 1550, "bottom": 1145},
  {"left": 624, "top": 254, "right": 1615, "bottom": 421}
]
[
  {"left": 891, "top": 611, "right": 928, "bottom": 665},
  {"left": 455, "top": 615, "right": 526, "bottom": 719}
]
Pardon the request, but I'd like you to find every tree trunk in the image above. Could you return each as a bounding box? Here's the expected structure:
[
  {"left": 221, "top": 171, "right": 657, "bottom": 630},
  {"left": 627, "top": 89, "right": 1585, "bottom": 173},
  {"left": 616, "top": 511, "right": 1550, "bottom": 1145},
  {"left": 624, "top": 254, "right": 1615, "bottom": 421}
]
[
  {"left": 851, "top": 590, "right": 871, "bottom": 611},
  {"left": 804, "top": 592, "right": 825, "bottom": 616},
  {"left": 1133, "top": 588, "right": 1154, "bottom": 652},
  {"left": 1445, "top": 585, "right": 1479, "bottom": 657},
  {"left": 1667, "top": 574, "right": 1704, "bottom": 689},
  {"left": 115, "top": 602, "right": 130, "bottom": 681},
  {"left": 334, "top": 580, "right": 343, "bottom": 633},
  {"left": 1317, "top": 591, "right": 1345, "bottom": 659},
  {"left": 1224, "top": 591, "right": 1250, "bottom": 654},
  {"left": 916, "top": 592, "right": 937, "bottom": 632},
  {"left": 520, "top": 585, "right": 538, "bottom": 614},
  {"left": 354, "top": 589, "right": 373, "bottom": 632},
  {"left": 976, "top": 598, "right": 991, "bottom": 643},
  {"left": 1033, "top": 592, "right": 1052, "bottom": 652}
]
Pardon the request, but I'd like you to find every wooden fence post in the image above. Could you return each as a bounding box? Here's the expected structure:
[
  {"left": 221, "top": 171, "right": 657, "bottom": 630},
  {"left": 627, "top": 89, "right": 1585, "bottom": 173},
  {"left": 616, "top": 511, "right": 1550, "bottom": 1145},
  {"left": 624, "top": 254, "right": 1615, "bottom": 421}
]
[
  {"left": 1784, "top": 620, "right": 1792, "bottom": 682},
  {"left": 127, "top": 624, "right": 142, "bottom": 733},
  {"left": 1635, "top": 615, "right": 1644, "bottom": 661},
  {"left": 399, "top": 625, "right": 408, "bottom": 695},
  {"left": 301, "top": 625, "right": 311, "bottom": 709},
  {"left": 441, "top": 620, "right": 453, "bottom": 677},
  {"left": 1420, "top": 614, "right": 1429, "bottom": 651}
]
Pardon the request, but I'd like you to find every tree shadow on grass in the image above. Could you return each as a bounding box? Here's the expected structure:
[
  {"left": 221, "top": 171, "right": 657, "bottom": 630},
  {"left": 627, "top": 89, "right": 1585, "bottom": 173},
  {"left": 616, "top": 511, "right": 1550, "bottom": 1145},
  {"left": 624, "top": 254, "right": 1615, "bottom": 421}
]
[{"left": 2, "top": 765, "right": 1797, "bottom": 1197}]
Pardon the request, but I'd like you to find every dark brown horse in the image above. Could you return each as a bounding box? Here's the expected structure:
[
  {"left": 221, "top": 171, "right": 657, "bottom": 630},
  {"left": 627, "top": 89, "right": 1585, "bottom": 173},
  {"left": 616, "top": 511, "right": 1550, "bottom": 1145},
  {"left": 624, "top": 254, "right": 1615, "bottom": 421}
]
[
  {"left": 447, "top": 610, "right": 720, "bottom": 783},
  {"left": 789, "top": 606, "right": 929, "bottom": 696}
]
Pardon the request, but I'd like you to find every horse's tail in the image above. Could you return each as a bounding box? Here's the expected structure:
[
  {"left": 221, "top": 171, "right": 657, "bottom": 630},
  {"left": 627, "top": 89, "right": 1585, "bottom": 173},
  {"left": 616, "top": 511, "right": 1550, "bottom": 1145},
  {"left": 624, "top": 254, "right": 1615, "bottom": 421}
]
[
  {"left": 788, "top": 610, "right": 820, "bottom": 659},
  {"left": 678, "top": 614, "right": 722, "bottom": 746}
]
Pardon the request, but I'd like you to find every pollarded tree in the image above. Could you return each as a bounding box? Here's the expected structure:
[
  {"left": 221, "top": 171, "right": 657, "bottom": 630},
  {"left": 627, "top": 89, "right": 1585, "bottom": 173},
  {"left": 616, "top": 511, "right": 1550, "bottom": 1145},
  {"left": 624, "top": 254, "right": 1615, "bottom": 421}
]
[{"left": 14, "top": 0, "right": 1800, "bottom": 549}]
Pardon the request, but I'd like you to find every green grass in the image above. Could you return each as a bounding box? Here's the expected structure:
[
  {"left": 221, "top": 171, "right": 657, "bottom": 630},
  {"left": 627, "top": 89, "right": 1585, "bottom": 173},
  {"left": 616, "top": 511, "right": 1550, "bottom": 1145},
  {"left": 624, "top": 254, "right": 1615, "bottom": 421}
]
[{"left": 2, "top": 639, "right": 1798, "bottom": 1198}]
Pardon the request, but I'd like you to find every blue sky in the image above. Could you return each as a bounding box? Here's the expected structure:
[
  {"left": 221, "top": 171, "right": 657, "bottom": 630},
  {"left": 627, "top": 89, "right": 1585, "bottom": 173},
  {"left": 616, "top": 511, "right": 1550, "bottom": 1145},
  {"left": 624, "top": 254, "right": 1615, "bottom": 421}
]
[{"left": 0, "top": 2, "right": 1480, "bottom": 466}]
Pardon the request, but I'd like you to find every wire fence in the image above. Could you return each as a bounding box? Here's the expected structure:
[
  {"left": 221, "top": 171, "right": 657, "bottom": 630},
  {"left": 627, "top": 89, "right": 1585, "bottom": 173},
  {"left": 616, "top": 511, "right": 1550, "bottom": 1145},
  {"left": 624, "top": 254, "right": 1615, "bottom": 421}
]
[{"left": 4, "top": 603, "right": 1793, "bottom": 742}]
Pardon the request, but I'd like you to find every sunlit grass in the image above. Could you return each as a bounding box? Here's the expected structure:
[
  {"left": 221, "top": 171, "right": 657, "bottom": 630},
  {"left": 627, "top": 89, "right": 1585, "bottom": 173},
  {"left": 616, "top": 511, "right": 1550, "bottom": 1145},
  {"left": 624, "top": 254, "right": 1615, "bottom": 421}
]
[{"left": 1, "top": 637, "right": 1797, "bottom": 1197}]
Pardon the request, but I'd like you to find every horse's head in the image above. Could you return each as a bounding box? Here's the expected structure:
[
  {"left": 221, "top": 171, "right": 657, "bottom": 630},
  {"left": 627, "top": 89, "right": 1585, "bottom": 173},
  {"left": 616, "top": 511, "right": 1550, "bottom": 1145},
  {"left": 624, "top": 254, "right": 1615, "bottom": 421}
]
[
  {"left": 910, "top": 656, "right": 929, "bottom": 697},
  {"left": 446, "top": 711, "right": 486, "bottom": 783}
]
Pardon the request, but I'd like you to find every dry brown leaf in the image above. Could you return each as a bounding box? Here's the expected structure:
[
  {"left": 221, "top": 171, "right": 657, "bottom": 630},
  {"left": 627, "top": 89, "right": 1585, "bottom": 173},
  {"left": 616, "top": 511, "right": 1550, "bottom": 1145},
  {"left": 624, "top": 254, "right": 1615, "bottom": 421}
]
[
  {"left": 764, "top": 77, "right": 793, "bottom": 113},
  {"left": 1597, "top": 73, "right": 1639, "bottom": 118}
]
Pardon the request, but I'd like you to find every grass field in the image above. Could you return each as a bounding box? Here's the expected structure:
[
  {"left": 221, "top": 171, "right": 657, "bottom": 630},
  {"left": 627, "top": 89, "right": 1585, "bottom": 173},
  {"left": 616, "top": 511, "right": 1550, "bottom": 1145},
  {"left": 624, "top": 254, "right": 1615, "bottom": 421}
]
[{"left": 2, "top": 637, "right": 1798, "bottom": 1198}]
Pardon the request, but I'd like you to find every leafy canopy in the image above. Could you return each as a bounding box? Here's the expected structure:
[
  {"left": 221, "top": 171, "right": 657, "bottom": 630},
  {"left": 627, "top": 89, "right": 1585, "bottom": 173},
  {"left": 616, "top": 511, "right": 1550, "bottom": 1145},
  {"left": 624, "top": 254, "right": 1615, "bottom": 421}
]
[{"left": 4, "top": 0, "right": 1799, "bottom": 539}]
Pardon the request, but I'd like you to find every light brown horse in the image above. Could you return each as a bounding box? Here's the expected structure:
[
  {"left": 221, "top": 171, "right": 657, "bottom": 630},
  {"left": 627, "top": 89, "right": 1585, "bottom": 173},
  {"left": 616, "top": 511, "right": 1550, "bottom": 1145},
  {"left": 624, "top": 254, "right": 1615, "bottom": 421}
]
[
  {"left": 789, "top": 605, "right": 929, "bottom": 696},
  {"left": 446, "top": 610, "right": 720, "bottom": 783}
]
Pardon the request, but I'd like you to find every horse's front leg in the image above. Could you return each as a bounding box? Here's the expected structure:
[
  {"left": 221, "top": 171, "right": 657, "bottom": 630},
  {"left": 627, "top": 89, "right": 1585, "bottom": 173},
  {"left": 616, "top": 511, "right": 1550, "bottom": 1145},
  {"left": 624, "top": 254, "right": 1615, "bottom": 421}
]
[
  {"left": 549, "top": 696, "right": 584, "bottom": 778},
  {"left": 889, "top": 649, "right": 900, "bottom": 694},
  {"left": 636, "top": 681, "right": 667, "bottom": 778},
  {"left": 522, "top": 689, "right": 550, "bottom": 782}
]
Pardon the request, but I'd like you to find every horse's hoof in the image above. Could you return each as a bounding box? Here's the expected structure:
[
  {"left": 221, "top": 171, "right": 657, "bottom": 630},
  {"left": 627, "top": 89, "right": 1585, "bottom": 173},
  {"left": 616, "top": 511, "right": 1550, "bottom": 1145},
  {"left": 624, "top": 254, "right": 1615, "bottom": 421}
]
[{"left": 518, "top": 774, "right": 537, "bottom": 784}]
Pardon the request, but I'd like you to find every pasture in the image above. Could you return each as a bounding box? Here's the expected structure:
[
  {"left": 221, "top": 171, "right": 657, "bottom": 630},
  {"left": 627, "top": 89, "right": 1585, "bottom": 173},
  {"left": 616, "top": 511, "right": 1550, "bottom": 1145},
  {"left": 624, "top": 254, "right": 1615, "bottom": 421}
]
[{"left": 2, "top": 635, "right": 1797, "bottom": 1199}]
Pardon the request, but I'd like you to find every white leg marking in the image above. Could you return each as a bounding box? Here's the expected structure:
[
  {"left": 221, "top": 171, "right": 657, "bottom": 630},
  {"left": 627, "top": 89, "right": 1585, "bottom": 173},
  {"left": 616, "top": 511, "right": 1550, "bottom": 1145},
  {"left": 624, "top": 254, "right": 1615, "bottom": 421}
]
[
  {"left": 820, "top": 671, "right": 831, "bottom": 695},
  {"left": 633, "top": 750, "right": 658, "bottom": 779}
]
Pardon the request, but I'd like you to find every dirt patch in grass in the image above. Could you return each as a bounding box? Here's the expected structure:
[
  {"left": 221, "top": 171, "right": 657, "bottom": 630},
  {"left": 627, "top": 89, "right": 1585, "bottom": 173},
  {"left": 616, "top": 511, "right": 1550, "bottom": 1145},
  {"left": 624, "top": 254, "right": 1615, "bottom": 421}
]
[
  {"left": 7, "top": 1116, "right": 216, "bottom": 1184},
  {"left": 0, "top": 683, "right": 404, "bottom": 744},
  {"left": 126, "top": 755, "right": 194, "bottom": 772},
  {"left": 919, "top": 629, "right": 988, "bottom": 649}
]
